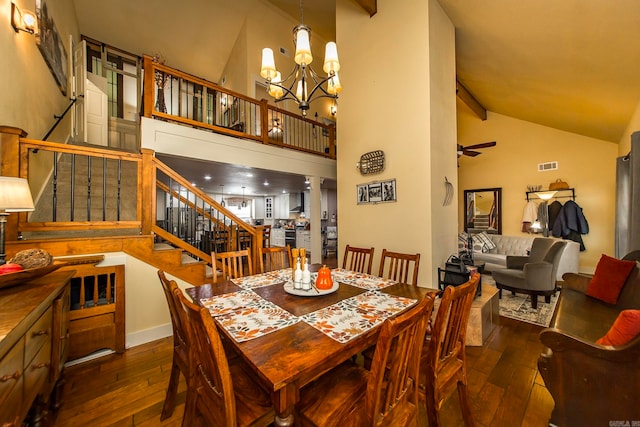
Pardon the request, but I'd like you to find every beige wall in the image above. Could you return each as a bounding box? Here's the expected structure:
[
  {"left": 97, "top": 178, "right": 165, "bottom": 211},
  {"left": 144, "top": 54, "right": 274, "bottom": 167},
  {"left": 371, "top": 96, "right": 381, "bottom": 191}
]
[
  {"left": 457, "top": 103, "right": 618, "bottom": 272},
  {"left": 336, "top": 0, "right": 458, "bottom": 288},
  {"left": 1, "top": 0, "right": 78, "bottom": 140}
]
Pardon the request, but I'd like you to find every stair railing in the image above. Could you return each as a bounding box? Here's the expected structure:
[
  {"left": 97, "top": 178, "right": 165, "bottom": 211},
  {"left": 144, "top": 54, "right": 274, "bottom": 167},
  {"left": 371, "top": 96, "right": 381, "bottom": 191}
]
[
  {"left": 142, "top": 55, "right": 336, "bottom": 159},
  {"left": 4, "top": 131, "right": 262, "bottom": 272}
]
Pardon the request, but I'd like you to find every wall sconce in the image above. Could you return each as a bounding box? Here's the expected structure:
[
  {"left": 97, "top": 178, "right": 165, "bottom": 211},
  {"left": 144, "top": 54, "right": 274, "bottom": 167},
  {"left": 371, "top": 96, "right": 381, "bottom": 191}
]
[
  {"left": 330, "top": 103, "right": 337, "bottom": 116},
  {"left": 11, "top": 2, "right": 37, "bottom": 35},
  {"left": 534, "top": 190, "right": 557, "bottom": 201}
]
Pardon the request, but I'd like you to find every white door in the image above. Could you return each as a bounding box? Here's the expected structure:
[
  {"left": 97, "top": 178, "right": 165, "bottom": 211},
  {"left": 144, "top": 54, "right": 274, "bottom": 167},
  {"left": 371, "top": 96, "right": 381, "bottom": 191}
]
[
  {"left": 72, "top": 39, "right": 86, "bottom": 142},
  {"left": 86, "top": 73, "right": 108, "bottom": 146}
]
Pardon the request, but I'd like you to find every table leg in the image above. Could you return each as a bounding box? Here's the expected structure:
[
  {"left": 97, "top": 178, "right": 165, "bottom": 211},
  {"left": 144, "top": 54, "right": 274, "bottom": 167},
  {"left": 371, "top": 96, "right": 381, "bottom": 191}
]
[{"left": 273, "top": 384, "right": 296, "bottom": 427}]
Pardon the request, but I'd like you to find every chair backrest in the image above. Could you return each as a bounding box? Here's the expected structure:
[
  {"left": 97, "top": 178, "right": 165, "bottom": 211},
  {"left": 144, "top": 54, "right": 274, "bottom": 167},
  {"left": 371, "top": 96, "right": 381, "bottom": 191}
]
[
  {"left": 366, "top": 295, "right": 435, "bottom": 426},
  {"left": 342, "top": 245, "right": 375, "bottom": 274},
  {"left": 542, "top": 241, "right": 567, "bottom": 281},
  {"left": 213, "top": 249, "right": 253, "bottom": 283},
  {"left": 424, "top": 274, "right": 480, "bottom": 380},
  {"left": 529, "top": 238, "right": 555, "bottom": 263},
  {"left": 173, "top": 286, "right": 237, "bottom": 426},
  {"left": 378, "top": 249, "right": 421, "bottom": 286},
  {"left": 260, "top": 245, "right": 292, "bottom": 273},
  {"left": 157, "top": 270, "right": 189, "bottom": 361}
]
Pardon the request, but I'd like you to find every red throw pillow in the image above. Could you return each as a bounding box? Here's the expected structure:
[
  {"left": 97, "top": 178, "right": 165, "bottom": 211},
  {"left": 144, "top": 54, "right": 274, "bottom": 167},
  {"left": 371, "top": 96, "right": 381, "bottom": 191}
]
[
  {"left": 586, "top": 254, "right": 636, "bottom": 304},
  {"left": 596, "top": 310, "right": 640, "bottom": 346}
]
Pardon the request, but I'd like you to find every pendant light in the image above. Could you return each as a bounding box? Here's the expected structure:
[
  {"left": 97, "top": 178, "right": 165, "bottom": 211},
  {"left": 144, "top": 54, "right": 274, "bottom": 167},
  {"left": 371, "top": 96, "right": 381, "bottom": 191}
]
[
  {"left": 241, "top": 186, "right": 247, "bottom": 208},
  {"left": 220, "top": 184, "right": 226, "bottom": 207},
  {"left": 260, "top": 0, "right": 341, "bottom": 116}
]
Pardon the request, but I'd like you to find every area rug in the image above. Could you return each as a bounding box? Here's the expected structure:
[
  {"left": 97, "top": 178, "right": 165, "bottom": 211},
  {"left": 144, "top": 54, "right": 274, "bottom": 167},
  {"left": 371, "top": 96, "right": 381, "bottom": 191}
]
[{"left": 482, "top": 275, "right": 558, "bottom": 327}]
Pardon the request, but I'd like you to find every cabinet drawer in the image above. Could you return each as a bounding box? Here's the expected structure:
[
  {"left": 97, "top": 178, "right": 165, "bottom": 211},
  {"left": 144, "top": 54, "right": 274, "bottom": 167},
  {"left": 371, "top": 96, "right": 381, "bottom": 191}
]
[
  {"left": 24, "top": 338, "right": 51, "bottom": 407},
  {"left": 0, "top": 338, "right": 24, "bottom": 426},
  {"left": 25, "top": 307, "right": 52, "bottom": 365}
]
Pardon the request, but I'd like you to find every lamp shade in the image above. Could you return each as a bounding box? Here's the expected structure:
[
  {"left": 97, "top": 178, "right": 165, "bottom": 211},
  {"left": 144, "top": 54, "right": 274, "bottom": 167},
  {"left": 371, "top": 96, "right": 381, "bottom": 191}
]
[
  {"left": 327, "top": 72, "right": 342, "bottom": 95},
  {"left": 294, "top": 26, "right": 313, "bottom": 65},
  {"left": 260, "top": 48, "right": 277, "bottom": 79},
  {"left": 0, "top": 177, "right": 34, "bottom": 212},
  {"left": 323, "top": 42, "right": 340, "bottom": 74},
  {"left": 268, "top": 71, "right": 284, "bottom": 98}
]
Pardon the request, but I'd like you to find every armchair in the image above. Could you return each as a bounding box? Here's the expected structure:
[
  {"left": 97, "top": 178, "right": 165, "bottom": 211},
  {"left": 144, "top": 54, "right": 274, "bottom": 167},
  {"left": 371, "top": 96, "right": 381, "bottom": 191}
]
[{"left": 492, "top": 241, "right": 566, "bottom": 308}]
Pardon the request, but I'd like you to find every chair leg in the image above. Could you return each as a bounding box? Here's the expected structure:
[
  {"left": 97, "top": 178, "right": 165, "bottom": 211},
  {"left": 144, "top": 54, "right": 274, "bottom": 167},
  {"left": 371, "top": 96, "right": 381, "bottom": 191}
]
[
  {"left": 457, "top": 380, "right": 475, "bottom": 427},
  {"left": 545, "top": 295, "right": 551, "bottom": 303},
  {"left": 161, "top": 360, "right": 181, "bottom": 420},
  {"left": 498, "top": 288, "right": 502, "bottom": 299},
  {"left": 531, "top": 294, "right": 538, "bottom": 309}
]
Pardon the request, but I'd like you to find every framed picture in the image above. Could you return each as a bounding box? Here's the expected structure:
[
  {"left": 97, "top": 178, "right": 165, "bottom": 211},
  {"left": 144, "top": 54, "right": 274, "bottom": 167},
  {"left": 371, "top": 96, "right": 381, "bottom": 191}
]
[
  {"left": 356, "top": 179, "right": 397, "bottom": 205},
  {"left": 357, "top": 184, "right": 369, "bottom": 204},
  {"left": 36, "top": 0, "right": 68, "bottom": 95}
]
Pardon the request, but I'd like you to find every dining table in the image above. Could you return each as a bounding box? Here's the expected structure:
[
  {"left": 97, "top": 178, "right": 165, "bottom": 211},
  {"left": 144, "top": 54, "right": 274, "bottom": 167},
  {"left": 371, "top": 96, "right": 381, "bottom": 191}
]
[{"left": 185, "top": 267, "right": 434, "bottom": 427}]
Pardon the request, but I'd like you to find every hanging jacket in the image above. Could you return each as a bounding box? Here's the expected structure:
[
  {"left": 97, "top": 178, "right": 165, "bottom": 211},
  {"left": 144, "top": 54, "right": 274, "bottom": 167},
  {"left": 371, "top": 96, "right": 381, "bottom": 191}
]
[
  {"left": 552, "top": 200, "right": 589, "bottom": 250},
  {"left": 521, "top": 201, "right": 538, "bottom": 232}
]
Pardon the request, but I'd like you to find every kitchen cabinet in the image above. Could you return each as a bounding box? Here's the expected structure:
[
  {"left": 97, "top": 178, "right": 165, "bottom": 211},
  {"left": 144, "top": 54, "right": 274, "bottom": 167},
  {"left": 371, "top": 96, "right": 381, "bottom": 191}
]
[
  {"left": 296, "top": 230, "right": 311, "bottom": 251},
  {"left": 264, "top": 196, "right": 273, "bottom": 219},
  {"left": 274, "top": 195, "right": 290, "bottom": 219},
  {"left": 271, "top": 228, "right": 286, "bottom": 247}
]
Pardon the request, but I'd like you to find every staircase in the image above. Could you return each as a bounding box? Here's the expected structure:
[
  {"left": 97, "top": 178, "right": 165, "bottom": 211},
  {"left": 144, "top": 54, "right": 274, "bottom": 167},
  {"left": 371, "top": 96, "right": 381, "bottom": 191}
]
[{"left": 4, "top": 131, "right": 258, "bottom": 286}]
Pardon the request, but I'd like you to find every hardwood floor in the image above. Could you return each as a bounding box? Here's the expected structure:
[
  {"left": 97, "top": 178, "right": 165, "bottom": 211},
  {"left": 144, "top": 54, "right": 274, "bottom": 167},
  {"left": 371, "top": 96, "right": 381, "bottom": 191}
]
[{"left": 52, "top": 314, "right": 553, "bottom": 427}]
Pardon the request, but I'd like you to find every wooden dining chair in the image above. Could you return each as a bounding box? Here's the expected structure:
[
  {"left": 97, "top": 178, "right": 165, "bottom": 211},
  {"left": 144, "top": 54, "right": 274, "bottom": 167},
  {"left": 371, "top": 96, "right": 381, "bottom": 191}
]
[
  {"left": 259, "top": 245, "right": 292, "bottom": 273},
  {"left": 419, "top": 273, "right": 480, "bottom": 427},
  {"left": 213, "top": 249, "right": 253, "bottom": 283},
  {"left": 378, "top": 249, "right": 421, "bottom": 286},
  {"left": 157, "top": 270, "right": 190, "bottom": 421},
  {"left": 297, "top": 295, "right": 435, "bottom": 427},
  {"left": 172, "top": 286, "right": 275, "bottom": 427},
  {"left": 342, "top": 245, "right": 375, "bottom": 274}
]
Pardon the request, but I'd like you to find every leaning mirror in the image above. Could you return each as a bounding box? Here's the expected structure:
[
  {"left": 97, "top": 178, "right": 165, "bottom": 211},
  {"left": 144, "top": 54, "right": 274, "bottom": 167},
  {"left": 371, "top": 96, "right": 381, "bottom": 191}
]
[{"left": 464, "top": 187, "right": 502, "bottom": 234}]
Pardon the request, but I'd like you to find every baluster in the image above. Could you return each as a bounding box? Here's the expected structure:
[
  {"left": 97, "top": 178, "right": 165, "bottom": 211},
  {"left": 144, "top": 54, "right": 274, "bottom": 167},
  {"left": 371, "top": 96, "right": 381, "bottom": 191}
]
[{"left": 87, "top": 156, "right": 91, "bottom": 221}]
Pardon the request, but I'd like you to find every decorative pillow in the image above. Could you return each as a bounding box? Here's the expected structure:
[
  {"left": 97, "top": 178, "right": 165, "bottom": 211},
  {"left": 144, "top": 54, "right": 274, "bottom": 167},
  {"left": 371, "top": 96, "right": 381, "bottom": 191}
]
[
  {"left": 458, "top": 232, "right": 469, "bottom": 251},
  {"left": 596, "top": 310, "right": 640, "bottom": 346},
  {"left": 586, "top": 254, "right": 636, "bottom": 304},
  {"left": 472, "top": 231, "right": 496, "bottom": 253}
]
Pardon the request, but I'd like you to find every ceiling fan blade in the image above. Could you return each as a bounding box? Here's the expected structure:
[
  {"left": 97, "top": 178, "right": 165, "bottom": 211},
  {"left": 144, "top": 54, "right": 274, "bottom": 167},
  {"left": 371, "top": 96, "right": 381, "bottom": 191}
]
[
  {"left": 463, "top": 150, "right": 482, "bottom": 157},
  {"left": 464, "top": 141, "right": 496, "bottom": 150}
]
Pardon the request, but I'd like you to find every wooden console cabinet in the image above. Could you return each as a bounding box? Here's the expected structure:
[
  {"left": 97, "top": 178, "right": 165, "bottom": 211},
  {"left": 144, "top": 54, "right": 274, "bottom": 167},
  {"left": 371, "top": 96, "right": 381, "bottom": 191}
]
[{"left": 0, "top": 270, "right": 74, "bottom": 426}]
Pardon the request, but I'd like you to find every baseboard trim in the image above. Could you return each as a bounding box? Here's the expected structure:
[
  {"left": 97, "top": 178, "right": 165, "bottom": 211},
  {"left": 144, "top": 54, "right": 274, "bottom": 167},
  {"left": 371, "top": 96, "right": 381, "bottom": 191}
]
[{"left": 126, "top": 323, "right": 173, "bottom": 349}]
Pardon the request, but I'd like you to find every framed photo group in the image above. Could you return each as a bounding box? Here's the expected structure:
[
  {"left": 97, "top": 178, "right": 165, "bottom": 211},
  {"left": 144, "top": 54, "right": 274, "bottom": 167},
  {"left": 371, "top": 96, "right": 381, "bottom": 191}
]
[{"left": 357, "top": 179, "right": 396, "bottom": 205}]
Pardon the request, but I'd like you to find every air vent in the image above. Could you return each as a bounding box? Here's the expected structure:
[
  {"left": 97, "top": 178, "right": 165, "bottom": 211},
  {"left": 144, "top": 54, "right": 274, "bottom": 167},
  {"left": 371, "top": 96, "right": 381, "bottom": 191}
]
[
  {"left": 279, "top": 47, "right": 290, "bottom": 57},
  {"left": 538, "top": 161, "right": 558, "bottom": 172}
]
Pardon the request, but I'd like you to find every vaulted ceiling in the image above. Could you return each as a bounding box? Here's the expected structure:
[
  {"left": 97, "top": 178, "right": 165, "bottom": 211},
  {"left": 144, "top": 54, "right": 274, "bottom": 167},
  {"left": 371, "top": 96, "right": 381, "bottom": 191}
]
[{"left": 72, "top": 0, "right": 640, "bottom": 192}]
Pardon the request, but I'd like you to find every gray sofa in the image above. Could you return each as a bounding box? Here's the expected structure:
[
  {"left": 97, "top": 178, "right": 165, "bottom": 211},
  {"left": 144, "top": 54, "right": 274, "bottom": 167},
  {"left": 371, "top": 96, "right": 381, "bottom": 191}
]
[{"left": 461, "top": 234, "right": 579, "bottom": 280}]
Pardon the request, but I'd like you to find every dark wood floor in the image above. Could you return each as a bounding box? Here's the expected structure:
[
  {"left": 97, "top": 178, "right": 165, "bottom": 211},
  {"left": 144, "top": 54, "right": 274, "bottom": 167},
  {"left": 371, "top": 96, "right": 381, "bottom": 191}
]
[{"left": 52, "top": 314, "right": 554, "bottom": 427}]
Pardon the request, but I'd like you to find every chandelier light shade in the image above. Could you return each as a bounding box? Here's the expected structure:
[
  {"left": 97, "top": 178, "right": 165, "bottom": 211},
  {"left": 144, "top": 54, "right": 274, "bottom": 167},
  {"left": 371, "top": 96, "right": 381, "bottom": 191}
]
[{"left": 260, "top": 0, "right": 341, "bottom": 116}]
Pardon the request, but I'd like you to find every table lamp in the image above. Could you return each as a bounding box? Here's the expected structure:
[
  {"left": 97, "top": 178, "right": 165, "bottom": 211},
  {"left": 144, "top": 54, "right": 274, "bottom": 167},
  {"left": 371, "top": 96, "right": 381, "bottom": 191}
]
[{"left": 0, "top": 177, "right": 35, "bottom": 265}]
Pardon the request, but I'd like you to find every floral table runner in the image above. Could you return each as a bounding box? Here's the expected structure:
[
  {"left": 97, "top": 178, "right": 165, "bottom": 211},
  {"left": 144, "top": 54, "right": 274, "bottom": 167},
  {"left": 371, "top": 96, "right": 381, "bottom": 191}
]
[
  {"left": 332, "top": 268, "right": 398, "bottom": 290},
  {"left": 301, "top": 291, "right": 416, "bottom": 343},
  {"left": 200, "top": 290, "right": 299, "bottom": 342}
]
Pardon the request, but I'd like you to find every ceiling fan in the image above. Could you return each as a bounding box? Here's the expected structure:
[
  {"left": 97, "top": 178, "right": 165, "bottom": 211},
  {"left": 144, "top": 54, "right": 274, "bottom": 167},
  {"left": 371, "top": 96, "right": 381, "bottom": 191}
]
[{"left": 457, "top": 141, "right": 496, "bottom": 158}]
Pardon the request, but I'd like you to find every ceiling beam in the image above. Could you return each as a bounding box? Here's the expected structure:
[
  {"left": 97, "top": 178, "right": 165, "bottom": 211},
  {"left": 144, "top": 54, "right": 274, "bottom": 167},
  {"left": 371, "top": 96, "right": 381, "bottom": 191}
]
[
  {"left": 456, "top": 79, "right": 487, "bottom": 121},
  {"left": 354, "top": 0, "right": 377, "bottom": 17}
]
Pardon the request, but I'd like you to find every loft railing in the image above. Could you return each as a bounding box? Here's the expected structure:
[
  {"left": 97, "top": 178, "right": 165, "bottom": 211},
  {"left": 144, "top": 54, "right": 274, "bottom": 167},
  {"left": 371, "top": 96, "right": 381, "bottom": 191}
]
[
  {"left": 11, "top": 134, "right": 262, "bottom": 270},
  {"left": 142, "top": 55, "right": 336, "bottom": 159}
]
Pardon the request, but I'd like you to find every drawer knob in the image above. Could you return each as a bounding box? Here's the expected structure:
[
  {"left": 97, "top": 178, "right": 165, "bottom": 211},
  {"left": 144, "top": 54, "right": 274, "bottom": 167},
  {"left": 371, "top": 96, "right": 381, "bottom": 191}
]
[
  {"left": 0, "top": 371, "right": 21, "bottom": 382},
  {"left": 32, "top": 362, "right": 51, "bottom": 370}
]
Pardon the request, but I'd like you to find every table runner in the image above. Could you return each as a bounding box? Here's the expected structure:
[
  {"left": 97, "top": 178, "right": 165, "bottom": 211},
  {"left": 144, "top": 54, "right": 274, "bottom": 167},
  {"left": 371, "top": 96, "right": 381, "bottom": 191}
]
[
  {"left": 332, "top": 268, "right": 398, "bottom": 290},
  {"left": 301, "top": 291, "right": 417, "bottom": 343}
]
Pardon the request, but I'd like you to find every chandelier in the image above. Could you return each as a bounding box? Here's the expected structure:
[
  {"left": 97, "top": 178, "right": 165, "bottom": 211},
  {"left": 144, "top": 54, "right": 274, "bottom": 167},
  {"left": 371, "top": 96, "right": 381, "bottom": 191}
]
[{"left": 260, "top": 0, "right": 341, "bottom": 116}]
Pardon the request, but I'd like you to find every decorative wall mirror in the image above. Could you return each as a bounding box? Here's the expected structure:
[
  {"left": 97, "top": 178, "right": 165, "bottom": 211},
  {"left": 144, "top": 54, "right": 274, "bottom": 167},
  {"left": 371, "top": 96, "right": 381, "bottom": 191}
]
[{"left": 464, "top": 187, "right": 502, "bottom": 234}]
